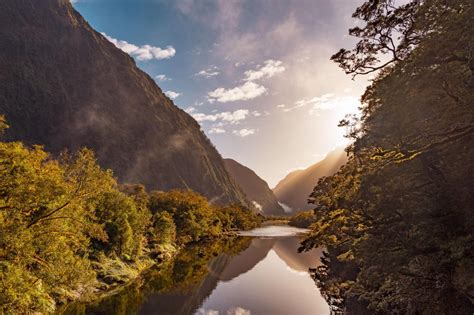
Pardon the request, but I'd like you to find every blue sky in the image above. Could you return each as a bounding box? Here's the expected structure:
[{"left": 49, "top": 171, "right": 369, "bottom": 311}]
[{"left": 73, "top": 0, "right": 369, "bottom": 187}]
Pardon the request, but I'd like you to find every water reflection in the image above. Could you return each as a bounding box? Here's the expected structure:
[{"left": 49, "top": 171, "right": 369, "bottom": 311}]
[{"left": 63, "top": 226, "right": 329, "bottom": 315}]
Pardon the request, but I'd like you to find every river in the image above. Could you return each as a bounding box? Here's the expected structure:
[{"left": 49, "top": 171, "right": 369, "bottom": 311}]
[{"left": 64, "top": 225, "right": 330, "bottom": 315}]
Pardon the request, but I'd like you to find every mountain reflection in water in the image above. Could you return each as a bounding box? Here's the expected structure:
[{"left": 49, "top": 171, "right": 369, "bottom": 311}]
[{"left": 64, "top": 226, "right": 329, "bottom": 315}]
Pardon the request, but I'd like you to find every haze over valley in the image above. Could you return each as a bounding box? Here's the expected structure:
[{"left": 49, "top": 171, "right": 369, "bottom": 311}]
[{"left": 0, "top": 1, "right": 472, "bottom": 314}]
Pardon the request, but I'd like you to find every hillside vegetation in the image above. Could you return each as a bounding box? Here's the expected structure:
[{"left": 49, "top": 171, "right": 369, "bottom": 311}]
[
  {"left": 302, "top": 0, "right": 474, "bottom": 313},
  {"left": 0, "top": 0, "right": 247, "bottom": 206},
  {"left": 0, "top": 117, "right": 260, "bottom": 314}
]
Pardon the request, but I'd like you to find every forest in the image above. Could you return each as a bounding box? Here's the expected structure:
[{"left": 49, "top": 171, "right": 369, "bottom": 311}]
[
  {"left": 0, "top": 116, "right": 260, "bottom": 314},
  {"left": 1, "top": 0, "right": 473, "bottom": 314},
  {"left": 301, "top": 0, "right": 474, "bottom": 313}
]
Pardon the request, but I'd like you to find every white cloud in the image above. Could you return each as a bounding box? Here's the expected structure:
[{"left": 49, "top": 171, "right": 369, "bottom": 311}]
[
  {"left": 192, "top": 109, "right": 249, "bottom": 124},
  {"left": 284, "top": 93, "right": 343, "bottom": 112},
  {"left": 208, "top": 82, "right": 266, "bottom": 103},
  {"left": 102, "top": 33, "right": 176, "bottom": 61},
  {"left": 185, "top": 107, "right": 196, "bottom": 113},
  {"left": 155, "top": 74, "right": 171, "bottom": 81},
  {"left": 278, "top": 202, "right": 293, "bottom": 213},
  {"left": 165, "top": 91, "right": 181, "bottom": 99},
  {"left": 205, "top": 60, "right": 283, "bottom": 103},
  {"left": 252, "top": 111, "right": 261, "bottom": 117},
  {"left": 277, "top": 104, "right": 286, "bottom": 108},
  {"left": 208, "top": 127, "right": 226, "bottom": 134},
  {"left": 195, "top": 66, "right": 220, "bottom": 78},
  {"left": 252, "top": 201, "right": 263, "bottom": 212},
  {"left": 227, "top": 307, "right": 251, "bottom": 315},
  {"left": 196, "top": 309, "right": 219, "bottom": 315},
  {"left": 233, "top": 128, "right": 257, "bottom": 137},
  {"left": 244, "top": 59, "right": 285, "bottom": 82}
]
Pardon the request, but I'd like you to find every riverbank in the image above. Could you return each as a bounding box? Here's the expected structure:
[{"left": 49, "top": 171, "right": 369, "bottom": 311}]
[{"left": 61, "top": 225, "right": 327, "bottom": 315}]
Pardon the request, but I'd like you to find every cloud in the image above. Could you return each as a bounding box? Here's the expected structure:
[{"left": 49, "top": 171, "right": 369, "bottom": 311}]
[
  {"left": 205, "top": 60, "right": 284, "bottom": 103},
  {"left": 233, "top": 128, "right": 257, "bottom": 137},
  {"left": 155, "top": 74, "right": 171, "bottom": 81},
  {"left": 277, "top": 104, "right": 286, "bottom": 108},
  {"left": 284, "top": 93, "right": 351, "bottom": 112},
  {"left": 208, "top": 82, "right": 266, "bottom": 103},
  {"left": 278, "top": 202, "right": 293, "bottom": 213},
  {"left": 192, "top": 109, "right": 249, "bottom": 124},
  {"left": 252, "top": 111, "right": 261, "bottom": 117},
  {"left": 102, "top": 33, "right": 176, "bottom": 61},
  {"left": 227, "top": 307, "right": 251, "bottom": 315},
  {"left": 252, "top": 201, "right": 263, "bottom": 212},
  {"left": 196, "top": 309, "right": 219, "bottom": 315},
  {"left": 165, "top": 91, "right": 181, "bottom": 99},
  {"left": 195, "top": 66, "right": 220, "bottom": 78},
  {"left": 244, "top": 60, "right": 285, "bottom": 82},
  {"left": 208, "top": 127, "right": 226, "bottom": 134}
]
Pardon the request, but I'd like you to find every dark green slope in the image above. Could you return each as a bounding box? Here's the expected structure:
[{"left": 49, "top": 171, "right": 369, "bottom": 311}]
[
  {"left": 224, "top": 158, "right": 285, "bottom": 215},
  {"left": 0, "top": 0, "right": 247, "bottom": 205}
]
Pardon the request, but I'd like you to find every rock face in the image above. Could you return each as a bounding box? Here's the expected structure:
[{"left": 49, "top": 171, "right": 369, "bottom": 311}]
[
  {"left": 0, "top": 0, "right": 247, "bottom": 205},
  {"left": 224, "top": 159, "right": 285, "bottom": 215},
  {"left": 273, "top": 147, "right": 348, "bottom": 212}
]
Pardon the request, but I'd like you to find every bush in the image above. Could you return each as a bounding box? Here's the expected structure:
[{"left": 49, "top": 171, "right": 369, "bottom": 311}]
[{"left": 288, "top": 210, "right": 316, "bottom": 228}]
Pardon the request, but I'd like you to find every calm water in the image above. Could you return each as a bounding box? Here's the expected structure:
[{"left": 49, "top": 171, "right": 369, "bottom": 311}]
[{"left": 65, "top": 225, "right": 329, "bottom": 315}]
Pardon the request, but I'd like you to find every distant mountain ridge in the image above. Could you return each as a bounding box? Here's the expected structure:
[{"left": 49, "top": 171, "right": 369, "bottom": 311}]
[
  {"left": 273, "top": 147, "right": 348, "bottom": 212},
  {"left": 0, "top": 0, "right": 248, "bottom": 205},
  {"left": 224, "top": 159, "right": 285, "bottom": 215}
]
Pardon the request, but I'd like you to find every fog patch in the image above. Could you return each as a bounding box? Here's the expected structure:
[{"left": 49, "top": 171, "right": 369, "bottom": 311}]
[
  {"left": 278, "top": 202, "right": 293, "bottom": 213},
  {"left": 252, "top": 201, "right": 263, "bottom": 213}
]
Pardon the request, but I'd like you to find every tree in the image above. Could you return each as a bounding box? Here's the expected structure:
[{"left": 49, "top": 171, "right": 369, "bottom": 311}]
[
  {"left": 304, "top": 0, "right": 474, "bottom": 313},
  {"left": 0, "top": 143, "right": 114, "bottom": 313}
]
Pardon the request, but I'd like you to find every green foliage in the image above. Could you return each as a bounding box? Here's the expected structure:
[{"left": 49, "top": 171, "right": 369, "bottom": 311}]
[
  {"left": 0, "top": 143, "right": 113, "bottom": 313},
  {"left": 94, "top": 191, "right": 150, "bottom": 261},
  {"left": 0, "top": 131, "right": 258, "bottom": 313},
  {"left": 217, "top": 205, "right": 262, "bottom": 231},
  {"left": 288, "top": 210, "right": 316, "bottom": 228},
  {"left": 305, "top": 1, "right": 474, "bottom": 313},
  {"left": 149, "top": 190, "right": 219, "bottom": 244},
  {"left": 150, "top": 211, "right": 177, "bottom": 247},
  {"left": 62, "top": 237, "right": 253, "bottom": 315},
  {"left": 149, "top": 190, "right": 257, "bottom": 245}
]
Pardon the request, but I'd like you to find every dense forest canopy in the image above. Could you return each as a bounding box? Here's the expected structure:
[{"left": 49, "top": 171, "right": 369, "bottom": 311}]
[
  {"left": 302, "top": 0, "right": 474, "bottom": 313},
  {"left": 0, "top": 117, "right": 259, "bottom": 314}
]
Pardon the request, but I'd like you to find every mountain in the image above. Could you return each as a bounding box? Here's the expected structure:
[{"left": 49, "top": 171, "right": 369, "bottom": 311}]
[
  {"left": 0, "top": 0, "right": 247, "bottom": 205},
  {"left": 273, "top": 147, "right": 348, "bottom": 212},
  {"left": 224, "top": 159, "right": 285, "bottom": 215}
]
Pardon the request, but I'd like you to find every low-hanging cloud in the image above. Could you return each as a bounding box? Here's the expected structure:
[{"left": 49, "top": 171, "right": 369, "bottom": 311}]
[{"left": 102, "top": 33, "right": 176, "bottom": 61}]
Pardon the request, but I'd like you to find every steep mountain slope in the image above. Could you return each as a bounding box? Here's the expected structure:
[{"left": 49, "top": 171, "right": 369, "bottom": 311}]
[
  {"left": 273, "top": 147, "right": 348, "bottom": 212},
  {"left": 224, "top": 159, "right": 285, "bottom": 215},
  {"left": 0, "top": 0, "right": 247, "bottom": 205}
]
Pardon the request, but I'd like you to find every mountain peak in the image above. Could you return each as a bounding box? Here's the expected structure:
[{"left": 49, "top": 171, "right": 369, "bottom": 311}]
[
  {"left": 0, "top": 0, "right": 247, "bottom": 205},
  {"left": 224, "top": 158, "right": 285, "bottom": 215},
  {"left": 273, "top": 147, "right": 348, "bottom": 212}
]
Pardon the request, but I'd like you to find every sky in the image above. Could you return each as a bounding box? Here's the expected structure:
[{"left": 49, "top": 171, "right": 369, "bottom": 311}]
[{"left": 72, "top": 0, "right": 369, "bottom": 187}]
